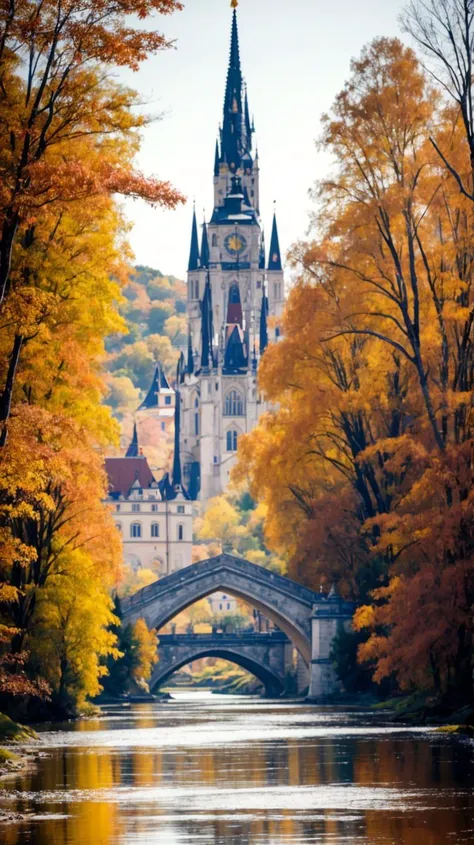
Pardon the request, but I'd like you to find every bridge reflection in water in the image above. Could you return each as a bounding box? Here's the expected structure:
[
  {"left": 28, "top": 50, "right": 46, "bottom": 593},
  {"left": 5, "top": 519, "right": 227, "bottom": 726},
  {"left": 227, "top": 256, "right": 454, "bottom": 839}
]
[{"left": 152, "top": 631, "right": 293, "bottom": 696}]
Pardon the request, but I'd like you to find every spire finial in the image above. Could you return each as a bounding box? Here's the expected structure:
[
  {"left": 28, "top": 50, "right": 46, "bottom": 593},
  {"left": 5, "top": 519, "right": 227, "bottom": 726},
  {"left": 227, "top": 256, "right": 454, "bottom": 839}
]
[{"left": 231, "top": 0, "right": 238, "bottom": 7}]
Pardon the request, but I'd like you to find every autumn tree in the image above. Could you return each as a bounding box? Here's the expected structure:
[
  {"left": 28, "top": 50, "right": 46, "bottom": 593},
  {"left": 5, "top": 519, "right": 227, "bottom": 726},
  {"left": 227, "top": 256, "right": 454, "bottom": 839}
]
[
  {"left": 0, "top": 0, "right": 184, "bottom": 438},
  {"left": 236, "top": 37, "right": 474, "bottom": 701}
]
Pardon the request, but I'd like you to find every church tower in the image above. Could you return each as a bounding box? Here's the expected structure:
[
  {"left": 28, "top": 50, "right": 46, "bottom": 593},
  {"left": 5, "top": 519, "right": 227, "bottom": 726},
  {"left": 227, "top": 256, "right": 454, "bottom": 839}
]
[{"left": 180, "top": 2, "right": 285, "bottom": 504}]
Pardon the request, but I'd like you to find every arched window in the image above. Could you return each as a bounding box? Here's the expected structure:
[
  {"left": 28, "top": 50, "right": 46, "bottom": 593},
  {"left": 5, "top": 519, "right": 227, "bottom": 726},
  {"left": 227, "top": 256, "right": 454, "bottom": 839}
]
[
  {"left": 151, "top": 523, "right": 160, "bottom": 538},
  {"left": 177, "top": 524, "right": 184, "bottom": 541},
  {"left": 195, "top": 280, "right": 199, "bottom": 300},
  {"left": 229, "top": 283, "right": 240, "bottom": 304},
  {"left": 224, "top": 389, "right": 244, "bottom": 416},
  {"left": 130, "top": 523, "right": 141, "bottom": 538},
  {"left": 212, "top": 234, "right": 218, "bottom": 247},
  {"left": 115, "top": 523, "right": 122, "bottom": 533},
  {"left": 226, "top": 430, "right": 238, "bottom": 452}
]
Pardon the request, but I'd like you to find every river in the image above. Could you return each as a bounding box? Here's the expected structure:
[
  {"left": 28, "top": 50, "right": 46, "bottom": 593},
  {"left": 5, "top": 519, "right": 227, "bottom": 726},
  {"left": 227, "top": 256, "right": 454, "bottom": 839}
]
[{"left": 0, "top": 692, "right": 473, "bottom": 844}]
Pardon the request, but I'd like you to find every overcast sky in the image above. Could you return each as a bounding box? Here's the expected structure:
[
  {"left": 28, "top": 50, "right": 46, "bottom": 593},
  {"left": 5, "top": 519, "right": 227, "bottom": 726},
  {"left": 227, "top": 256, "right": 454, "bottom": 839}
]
[{"left": 118, "top": 0, "right": 408, "bottom": 279}]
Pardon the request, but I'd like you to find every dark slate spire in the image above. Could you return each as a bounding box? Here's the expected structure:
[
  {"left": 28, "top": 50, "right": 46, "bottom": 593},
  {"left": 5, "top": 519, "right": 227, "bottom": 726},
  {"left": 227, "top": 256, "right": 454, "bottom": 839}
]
[
  {"left": 201, "top": 218, "right": 210, "bottom": 269},
  {"left": 259, "top": 231, "right": 266, "bottom": 270},
  {"left": 188, "top": 207, "right": 200, "bottom": 271},
  {"left": 126, "top": 422, "right": 139, "bottom": 457},
  {"left": 214, "top": 138, "right": 220, "bottom": 177},
  {"left": 268, "top": 213, "right": 282, "bottom": 271},
  {"left": 138, "top": 363, "right": 171, "bottom": 410},
  {"left": 167, "top": 360, "right": 190, "bottom": 501},
  {"left": 224, "top": 325, "right": 247, "bottom": 373},
  {"left": 244, "top": 85, "right": 252, "bottom": 152},
  {"left": 187, "top": 328, "right": 194, "bottom": 376},
  {"left": 200, "top": 273, "right": 215, "bottom": 371},
  {"left": 222, "top": 6, "right": 243, "bottom": 171},
  {"left": 178, "top": 351, "right": 186, "bottom": 385},
  {"left": 259, "top": 292, "right": 269, "bottom": 355}
]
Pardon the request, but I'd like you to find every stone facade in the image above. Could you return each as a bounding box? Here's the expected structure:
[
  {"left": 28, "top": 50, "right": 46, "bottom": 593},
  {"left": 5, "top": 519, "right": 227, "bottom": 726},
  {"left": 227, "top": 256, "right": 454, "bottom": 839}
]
[{"left": 105, "top": 424, "right": 193, "bottom": 576}]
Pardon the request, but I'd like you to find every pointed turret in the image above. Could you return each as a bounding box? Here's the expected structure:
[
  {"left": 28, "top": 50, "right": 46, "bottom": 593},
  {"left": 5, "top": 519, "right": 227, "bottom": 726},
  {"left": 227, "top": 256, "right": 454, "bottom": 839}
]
[
  {"left": 125, "top": 422, "right": 139, "bottom": 458},
  {"left": 224, "top": 325, "right": 247, "bottom": 373},
  {"left": 188, "top": 207, "right": 200, "bottom": 271},
  {"left": 259, "top": 292, "right": 269, "bottom": 355},
  {"left": 268, "top": 213, "right": 282, "bottom": 271},
  {"left": 201, "top": 218, "right": 210, "bottom": 269},
  {"left": 138, "top": 363, "right": 172, "bottom": 410},
  {"left": 214, "top": 138, "right": 220, "bottom": 177},
  {"left": 200, "top": 273, "right": 215, "bottom": 371},
  {"left": 222, "top": 5, "right": 243, "bottom": 171}
]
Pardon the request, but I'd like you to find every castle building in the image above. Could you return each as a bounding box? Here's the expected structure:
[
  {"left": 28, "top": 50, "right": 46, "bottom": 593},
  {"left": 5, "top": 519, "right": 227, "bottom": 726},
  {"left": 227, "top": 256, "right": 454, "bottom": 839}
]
[
  {"left": 180, "top": 3, "right": 286, "bottom": 504},
  {"left": 105, "top": 393, "right": 192, "bottom": 576}
]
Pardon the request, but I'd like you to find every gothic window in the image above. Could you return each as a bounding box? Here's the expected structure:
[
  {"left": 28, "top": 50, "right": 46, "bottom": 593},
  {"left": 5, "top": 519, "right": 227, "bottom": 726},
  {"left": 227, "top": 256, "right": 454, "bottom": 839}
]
[
  {"left": 194, "top": 413, "right": 199, "bottom": 436},
  {"left": 165, "top": 396, "right": 172, "bottom": 405},
  {"left": 226, "top": 429, "right": 238, "bottom": 452},
  {"left": 275, "top": 326, "right": 281, "bottom": 338},
  {"left": 161, "top": 422, "right": 165, "bottom": 432},
  {"left": 273, "top": 282, "right": 282, "bottom": 300},
  {"left": 212, "top": 234, "right": 218, "bottom": 247},
  {"left": 224, "top": 389, "right": 244, "bottom": 416},
  {"left": 177, "top": 505, "right": 185, "bottom": 514},
  {"left": 194, "top": 397, "right": 199, "bottom": 408},
  {"left": 116, "top": 504, "right": 121, "bottom": 512},
  {"left": 115, "top": 523, "right": 122, "bottom": 532},
  {"left": 132, "top": 503, "right": 140, "bottom": 513},
  {"left": 177, "top": 524, "right": 184, "bottom": 541},
  {"left": 130, "top": 523, "right": 141, "bottom": 538},
  {"left": 195, "top": 280, "right": 199, "bottom": 299},
  {"left": 151, "top": 504, "right": 158, "bottom": 512},
  {"left": 151, "top": 523, "right": 160, "bottom": 538},
  {"left": 229, "top": 283, "right": 240, "bottom": 304}
]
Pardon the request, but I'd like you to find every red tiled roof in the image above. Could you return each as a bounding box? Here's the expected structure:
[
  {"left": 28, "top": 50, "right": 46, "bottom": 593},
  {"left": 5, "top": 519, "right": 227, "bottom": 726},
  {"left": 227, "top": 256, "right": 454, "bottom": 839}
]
[{"left": 105, "top": 457, "right": 156, "bottom": 497}]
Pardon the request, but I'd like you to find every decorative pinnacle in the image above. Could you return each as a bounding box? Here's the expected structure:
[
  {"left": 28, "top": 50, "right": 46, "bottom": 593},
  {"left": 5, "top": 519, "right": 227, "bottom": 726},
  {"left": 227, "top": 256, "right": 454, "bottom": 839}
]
[{"left": 231, "top": 0, "right": 238, "bottom": 7}]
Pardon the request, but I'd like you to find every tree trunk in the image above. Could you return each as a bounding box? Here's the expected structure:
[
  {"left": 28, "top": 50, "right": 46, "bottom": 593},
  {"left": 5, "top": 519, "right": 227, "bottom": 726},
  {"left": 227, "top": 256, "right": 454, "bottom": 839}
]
[{"left": 0, "top": 333, "right": 23, "bottom": 446}]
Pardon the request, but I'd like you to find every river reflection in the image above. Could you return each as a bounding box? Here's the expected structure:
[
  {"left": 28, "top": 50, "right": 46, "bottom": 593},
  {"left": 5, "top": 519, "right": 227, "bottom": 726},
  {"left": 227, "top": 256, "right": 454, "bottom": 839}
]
[{"left": 1, "top": 692, "right": 473, "bottom": 844}]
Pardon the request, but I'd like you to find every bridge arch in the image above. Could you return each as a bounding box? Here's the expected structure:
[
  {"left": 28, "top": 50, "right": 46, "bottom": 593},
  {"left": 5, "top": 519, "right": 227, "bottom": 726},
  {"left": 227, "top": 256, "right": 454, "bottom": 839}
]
[
  {"left": 150, "top": 647, "right": 284, "bottom": 697},
  {"left": 121, "top": 554, "right": 321, "bottom": 663}
]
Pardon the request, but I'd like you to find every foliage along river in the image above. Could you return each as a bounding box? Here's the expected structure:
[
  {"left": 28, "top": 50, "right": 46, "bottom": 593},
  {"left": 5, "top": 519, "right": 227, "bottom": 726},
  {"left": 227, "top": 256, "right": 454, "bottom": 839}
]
[{"left": 1, "top": 691, "right": 474, "bottom": 844}]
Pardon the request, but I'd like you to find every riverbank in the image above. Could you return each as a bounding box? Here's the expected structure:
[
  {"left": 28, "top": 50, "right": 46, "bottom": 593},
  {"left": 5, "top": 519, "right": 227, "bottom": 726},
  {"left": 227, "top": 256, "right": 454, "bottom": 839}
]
[{"left": 0, "top": 713, "right": 38, "bottom": 780}]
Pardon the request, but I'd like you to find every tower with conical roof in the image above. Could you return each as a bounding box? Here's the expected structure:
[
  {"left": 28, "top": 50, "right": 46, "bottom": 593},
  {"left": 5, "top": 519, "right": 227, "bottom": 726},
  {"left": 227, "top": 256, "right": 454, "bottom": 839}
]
[{"left": 181, "top": 2, "right": 285, "bottom": 504}]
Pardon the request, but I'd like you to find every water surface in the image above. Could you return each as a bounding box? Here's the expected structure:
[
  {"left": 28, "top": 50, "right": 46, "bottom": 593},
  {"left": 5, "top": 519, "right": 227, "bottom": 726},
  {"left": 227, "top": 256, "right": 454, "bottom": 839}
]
[{"left": 1, "top": 691, "right": 473, "bottom": 844}]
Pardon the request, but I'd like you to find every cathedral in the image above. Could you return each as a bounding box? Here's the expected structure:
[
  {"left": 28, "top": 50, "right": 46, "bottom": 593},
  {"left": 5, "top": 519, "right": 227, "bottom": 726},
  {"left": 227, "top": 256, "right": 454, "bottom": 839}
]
[{"left": 179, "top": 2, "right": 286, "bottom": 505}]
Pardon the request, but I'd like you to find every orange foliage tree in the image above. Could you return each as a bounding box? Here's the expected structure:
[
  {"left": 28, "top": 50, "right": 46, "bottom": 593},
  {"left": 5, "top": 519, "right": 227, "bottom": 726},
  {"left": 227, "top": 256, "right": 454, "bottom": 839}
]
[
  {"left": 0, "top": 0, "right": 184, "bottom": 714},
  {"left": 235, "top": 38, "right": 474, "bottom": 700}
]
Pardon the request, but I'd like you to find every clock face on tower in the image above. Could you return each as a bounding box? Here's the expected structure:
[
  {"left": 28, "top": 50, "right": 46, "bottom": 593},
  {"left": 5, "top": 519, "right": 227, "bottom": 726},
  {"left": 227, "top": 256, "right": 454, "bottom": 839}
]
[{"left": 224, "top": 232, "right": 247, "bottom": 257}]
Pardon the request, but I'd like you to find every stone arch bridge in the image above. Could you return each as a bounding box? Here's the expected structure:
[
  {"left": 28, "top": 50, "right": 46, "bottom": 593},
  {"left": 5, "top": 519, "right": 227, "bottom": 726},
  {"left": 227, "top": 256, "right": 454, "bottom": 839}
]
[
  {"left": 121, "top": 554, "right": 354, "bottom": 700},
  {"left": 151, "top": 631, "right": 293, "bottom": 697}
]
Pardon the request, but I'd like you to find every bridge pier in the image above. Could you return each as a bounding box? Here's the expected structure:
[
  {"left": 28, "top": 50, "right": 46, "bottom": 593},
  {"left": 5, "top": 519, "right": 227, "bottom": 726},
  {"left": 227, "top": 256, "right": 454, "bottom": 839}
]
[{"left": 308, "top": 592, "right": 353, "bottom": 701}]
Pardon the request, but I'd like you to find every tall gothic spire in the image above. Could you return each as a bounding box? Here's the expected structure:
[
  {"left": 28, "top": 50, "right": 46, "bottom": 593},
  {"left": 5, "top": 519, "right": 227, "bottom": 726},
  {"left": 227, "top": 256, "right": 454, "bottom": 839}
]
[
  {"left": 188, "top": 207, "right": 200, "bottom": 271},
  {"left": 201, "top": 217, "right": 210, "bottom": 269},
  {"left": 200, "top": 273, "right": 215, "bottom": 371},
  {"left": 221, "top": 5, "right": 243, "bottom": 171},
  {"left": 259, "top": 291, "right": 269, "bottom": 355},
  {"left": 268, "top": 213, "right": 282, "bottom": 271},
  {"left": 125, "top": 422, "right": 139, "bottom": 457},
  {"left": 171, "top": 365, "right": 182, "bottom": 490}
]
